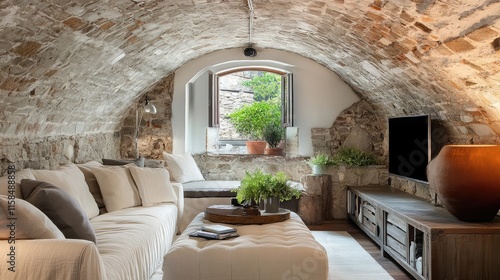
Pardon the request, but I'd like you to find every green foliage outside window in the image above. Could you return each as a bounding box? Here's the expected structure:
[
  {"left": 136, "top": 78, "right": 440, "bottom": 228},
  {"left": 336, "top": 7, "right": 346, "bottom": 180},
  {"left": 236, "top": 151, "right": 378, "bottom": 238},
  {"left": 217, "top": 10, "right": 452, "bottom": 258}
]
[{"left": 242, "top": 72, "right": 281, "bottom": 102}]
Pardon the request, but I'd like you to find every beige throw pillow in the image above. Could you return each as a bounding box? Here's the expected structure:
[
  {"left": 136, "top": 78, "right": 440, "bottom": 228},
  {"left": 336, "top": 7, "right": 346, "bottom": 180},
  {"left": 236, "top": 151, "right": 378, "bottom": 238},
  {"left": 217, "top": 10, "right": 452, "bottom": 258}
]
[
  {"left": 162, "top": 152, "right": 205, "bottom": 183},
  {"left": 76, "top": 161, "right": 106, "bottom": 210},
  {"left": 31, "top": 164, "right": 99, "bottom": 219},
  {"left": 129, "top": 166, "right": 177, "bottom": 206},
  {"left": 0, "top": 195, "right": 65, "bottom": 240},
  {"left": 0, "top": 169, "right": 36, "bottom": 199},
  {"left": 91, "top": 165, "right": 141, "bottom": 212}
]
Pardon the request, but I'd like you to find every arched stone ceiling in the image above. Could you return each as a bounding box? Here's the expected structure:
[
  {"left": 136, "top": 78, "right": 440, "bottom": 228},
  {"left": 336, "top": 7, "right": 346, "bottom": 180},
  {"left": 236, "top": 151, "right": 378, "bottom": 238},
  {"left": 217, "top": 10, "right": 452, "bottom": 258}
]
[{"left": 0, "top": 0, "right": 499, "bottom": 142}]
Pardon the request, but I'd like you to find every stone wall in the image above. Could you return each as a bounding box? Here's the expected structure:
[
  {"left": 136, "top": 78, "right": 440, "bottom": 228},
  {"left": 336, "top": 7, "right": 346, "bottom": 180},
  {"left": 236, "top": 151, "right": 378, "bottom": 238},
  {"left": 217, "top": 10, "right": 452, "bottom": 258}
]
[
  {"left": 310, "top": 99, "right": 500, "bottom": 205},
  {"left": 218, "top": 89, "right": 253, "bottom": 140},
  {"left": 1, "top": 1, "right": 500, "bottom": 143},
  {"left": 192, "top": 153, "right": 388, "bottom": 220},
  {"left": 193, "top": 154, "right": 310, "bottom": 182},
  {"left": 120, "top": 74, "right": 174, "bottom": 159},
  {"left": 325, "top": 165, "right": 388, "bottom": 219},
  {"left": 389, "top": 175, "right": 436, "bottom": 203},
  {"left": 312, "top": 100, "right": 387, "bottom": 163},
  {"left": 0, "top": 132, "right": 120, "bottom": 175}
]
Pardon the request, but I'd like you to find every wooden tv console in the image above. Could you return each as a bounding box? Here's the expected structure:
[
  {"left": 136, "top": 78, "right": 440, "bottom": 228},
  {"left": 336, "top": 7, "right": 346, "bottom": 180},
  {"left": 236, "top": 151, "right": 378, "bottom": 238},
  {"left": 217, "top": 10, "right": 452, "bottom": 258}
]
[{"left": 347, "top": 185, "right": 500, "bottom": 280}]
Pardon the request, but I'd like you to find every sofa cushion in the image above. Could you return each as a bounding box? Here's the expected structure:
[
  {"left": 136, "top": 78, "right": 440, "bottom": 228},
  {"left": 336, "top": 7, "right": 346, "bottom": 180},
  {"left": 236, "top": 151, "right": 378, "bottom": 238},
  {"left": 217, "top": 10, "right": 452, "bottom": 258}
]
[
  {"left": 31, "top": 163, "right": 99, "bottom": 219},
  {"left": 91, "top": 165, "right": 141, "bottom": 212},
  {"left": 20, "top": 179, "right": 97, "bottom": 243},
  {"left": 102, "top": 156, "right": 145, "bottom": 167},
  {"left": 129, "top": 166, "right": 177, "bottom": 206},
  {"left": 0, "top": 169, "right": 36, "bottom": 199},
  {"left": 0, "top": 195, "right": 65, "bottom": 240},
  {"left": 76, "top": 161, "right": 106, "bottom": 213},
  {"left": 163, "top": 152, "right": 205, "bottom": 183},
  {"left": 91, "top": 203, "right": 178, "bottom": 280}
]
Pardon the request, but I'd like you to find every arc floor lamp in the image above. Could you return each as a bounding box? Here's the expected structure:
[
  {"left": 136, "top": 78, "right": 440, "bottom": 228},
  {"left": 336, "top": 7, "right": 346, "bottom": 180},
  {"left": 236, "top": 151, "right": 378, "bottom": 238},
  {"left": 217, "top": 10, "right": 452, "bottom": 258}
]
[{"left": 135, "top": 95, "right": 157, "bottom": 157}]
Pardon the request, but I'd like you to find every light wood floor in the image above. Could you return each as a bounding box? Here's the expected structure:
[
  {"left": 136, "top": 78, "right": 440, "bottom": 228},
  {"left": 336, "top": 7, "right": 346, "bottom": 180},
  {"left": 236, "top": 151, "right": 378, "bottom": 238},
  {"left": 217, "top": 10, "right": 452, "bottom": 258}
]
[{"left": 308, "top": 220, "right": 414, "bottom": 280}]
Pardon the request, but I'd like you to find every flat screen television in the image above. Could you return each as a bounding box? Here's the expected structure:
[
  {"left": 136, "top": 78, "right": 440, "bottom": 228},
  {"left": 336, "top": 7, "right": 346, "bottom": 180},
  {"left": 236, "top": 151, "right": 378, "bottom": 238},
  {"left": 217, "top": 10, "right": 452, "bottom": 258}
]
[{"left": 388, "top": 115, "right": 431, "bottom": 182}]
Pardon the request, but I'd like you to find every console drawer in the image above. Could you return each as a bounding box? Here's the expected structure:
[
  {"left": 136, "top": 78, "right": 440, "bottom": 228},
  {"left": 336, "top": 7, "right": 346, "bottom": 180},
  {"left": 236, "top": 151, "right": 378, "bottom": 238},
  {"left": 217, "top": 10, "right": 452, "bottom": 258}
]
[
  {"left": 387, "top": 213, "right": 406, "bottom": 231},
  {"left": 387, "top": 222, "right": 407, "bottom": 244},
  {"left": 362, "top": 201, "right": 377, "bottom": 235},
  {"left": 387, "top": 235, "right": 407, "bottom": 260}
]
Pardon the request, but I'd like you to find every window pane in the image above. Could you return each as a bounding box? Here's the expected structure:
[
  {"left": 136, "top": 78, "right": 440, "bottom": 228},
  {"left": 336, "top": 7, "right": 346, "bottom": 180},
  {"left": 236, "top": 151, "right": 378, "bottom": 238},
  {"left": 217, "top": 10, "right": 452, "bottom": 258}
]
[{"left": 211, "top": 69, "right": 290, "bottom": 154}]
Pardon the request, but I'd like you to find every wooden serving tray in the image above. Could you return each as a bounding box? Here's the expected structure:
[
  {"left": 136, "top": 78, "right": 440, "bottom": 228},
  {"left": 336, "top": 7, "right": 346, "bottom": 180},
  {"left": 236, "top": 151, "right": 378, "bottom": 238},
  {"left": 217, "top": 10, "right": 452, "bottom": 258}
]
[{"left": 205, "top": 205, "right": 290, "bottom": 224}]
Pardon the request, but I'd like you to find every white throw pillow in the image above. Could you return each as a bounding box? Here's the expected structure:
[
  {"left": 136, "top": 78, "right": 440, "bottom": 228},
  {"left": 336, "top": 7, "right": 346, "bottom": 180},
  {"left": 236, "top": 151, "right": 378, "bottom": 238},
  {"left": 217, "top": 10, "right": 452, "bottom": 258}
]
[
  {"left": 162, "top": 152, "right": 205, "bottom": 183},
  {"left": 0, "top": 169, "right": 36, "bottom": 199},
  {"left": 129, "top": 166, "right": 177, "bottom": 206},
  {"left": 0, "top": 195, "right": 65, "bottom": 240},
  {"left": 31, "top": 164, "right": 99, "bottom": 219},
  {"left": 91, "top": 165, "right": 141, "bottom": 212}
]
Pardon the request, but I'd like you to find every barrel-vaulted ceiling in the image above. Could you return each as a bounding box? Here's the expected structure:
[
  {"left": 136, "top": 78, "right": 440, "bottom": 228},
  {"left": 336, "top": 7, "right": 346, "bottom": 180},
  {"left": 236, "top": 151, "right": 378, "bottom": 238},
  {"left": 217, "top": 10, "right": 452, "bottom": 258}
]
[{"left": 0, "top": 0, "right": 499, "bottom": 141}]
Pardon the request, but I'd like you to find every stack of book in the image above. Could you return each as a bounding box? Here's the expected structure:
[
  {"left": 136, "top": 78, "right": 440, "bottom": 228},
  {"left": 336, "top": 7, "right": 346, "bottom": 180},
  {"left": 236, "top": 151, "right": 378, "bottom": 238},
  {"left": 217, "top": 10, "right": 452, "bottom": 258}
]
[{"left": 189, "top": 224, "right": 239, "bottom": 240}]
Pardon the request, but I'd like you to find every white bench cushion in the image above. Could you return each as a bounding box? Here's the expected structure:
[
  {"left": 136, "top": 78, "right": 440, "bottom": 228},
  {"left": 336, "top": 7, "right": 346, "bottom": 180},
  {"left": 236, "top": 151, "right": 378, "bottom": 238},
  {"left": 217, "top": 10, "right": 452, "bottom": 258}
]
[{"left": 164, "top": 212, "right": 328, "bottom": 280}]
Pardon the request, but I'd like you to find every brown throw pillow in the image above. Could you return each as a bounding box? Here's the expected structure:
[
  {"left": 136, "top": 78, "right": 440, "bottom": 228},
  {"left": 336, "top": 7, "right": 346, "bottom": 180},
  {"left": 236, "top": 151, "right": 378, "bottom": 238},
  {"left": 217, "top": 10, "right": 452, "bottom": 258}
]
[
  {"left": 20, "top": 179, "right": 97, "bottom": 243},
  {"left": 102, "top": 156, "right": 145, "bottom": 167}
]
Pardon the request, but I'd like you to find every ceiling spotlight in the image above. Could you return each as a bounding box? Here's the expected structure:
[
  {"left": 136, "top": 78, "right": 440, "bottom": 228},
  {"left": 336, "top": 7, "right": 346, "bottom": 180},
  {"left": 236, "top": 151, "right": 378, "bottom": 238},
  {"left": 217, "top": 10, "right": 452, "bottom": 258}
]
[
  {"left": 244, "top": 47, "right": 257, "bottom": 57},
  {"left": 245, "top": 0, "right": 257, "bottom": 57}
]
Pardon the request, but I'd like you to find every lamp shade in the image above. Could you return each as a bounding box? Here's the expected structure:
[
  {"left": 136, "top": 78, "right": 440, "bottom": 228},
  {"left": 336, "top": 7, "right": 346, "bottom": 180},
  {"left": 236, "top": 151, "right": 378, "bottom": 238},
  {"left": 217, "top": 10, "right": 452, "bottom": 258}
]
[
  {"left": 427, "top": 145, "right": 500, "bottom": 222},
  {"left": 144, "top": 100, "right": 157, "bottom": 114}
]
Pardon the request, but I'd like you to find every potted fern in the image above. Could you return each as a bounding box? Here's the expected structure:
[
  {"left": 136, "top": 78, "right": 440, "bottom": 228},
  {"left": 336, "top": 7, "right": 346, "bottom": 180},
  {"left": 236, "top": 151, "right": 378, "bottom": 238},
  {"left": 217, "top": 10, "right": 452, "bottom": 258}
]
[{"left": 233, "top": 169, "right": 301, "bottom": 213}]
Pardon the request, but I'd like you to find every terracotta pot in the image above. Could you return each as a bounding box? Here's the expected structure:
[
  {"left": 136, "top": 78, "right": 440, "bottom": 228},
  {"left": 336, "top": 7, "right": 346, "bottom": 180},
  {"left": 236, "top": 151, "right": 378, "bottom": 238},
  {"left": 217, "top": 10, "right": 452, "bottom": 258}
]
[
  {"left": 246, "top": 141, "right": 266, "bottom": 154},
  {"left": 427, "top": 145, "right": 500, "bottom": 222},
  {"left": 264, "top": 147, "right": 284, "bottom": 156}
]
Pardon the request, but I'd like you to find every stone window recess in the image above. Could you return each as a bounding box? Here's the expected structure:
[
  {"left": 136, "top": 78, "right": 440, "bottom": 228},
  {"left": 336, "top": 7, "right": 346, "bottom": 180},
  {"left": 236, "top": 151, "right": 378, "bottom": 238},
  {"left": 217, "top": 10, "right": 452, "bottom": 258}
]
[{"left": 207, "top": 68, "right": 294, "bottom": 154}]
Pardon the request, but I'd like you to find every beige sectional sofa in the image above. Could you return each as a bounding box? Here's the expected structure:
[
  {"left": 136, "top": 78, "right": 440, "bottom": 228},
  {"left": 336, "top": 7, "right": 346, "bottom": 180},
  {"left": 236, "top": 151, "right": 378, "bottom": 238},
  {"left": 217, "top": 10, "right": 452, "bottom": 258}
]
[{"left": 0, "top": 161, "right": 183, "bottom": 280}]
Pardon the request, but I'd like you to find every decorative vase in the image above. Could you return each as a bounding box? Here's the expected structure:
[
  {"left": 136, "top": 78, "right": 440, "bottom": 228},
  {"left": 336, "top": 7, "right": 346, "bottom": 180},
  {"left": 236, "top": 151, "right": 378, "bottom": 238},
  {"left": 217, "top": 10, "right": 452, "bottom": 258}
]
[
  {"left": 312, "top": 165, "right": 326, "bottom": 175},
  {"left": 264, "top": 197, "right": 280, "bottom": 213},
  {"left": 246, "top": 141, "right": 266, "bottom": 154},
  {"left": 427, "top": 145, "right": 500, "bottom": 222}
]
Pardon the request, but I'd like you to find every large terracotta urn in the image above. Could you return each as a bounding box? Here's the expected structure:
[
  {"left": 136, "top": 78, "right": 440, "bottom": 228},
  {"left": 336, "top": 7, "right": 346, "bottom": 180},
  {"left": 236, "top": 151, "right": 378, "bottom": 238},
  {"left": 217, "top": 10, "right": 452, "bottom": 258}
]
[{"left": 427, "top": 145, "right": 500, "bottom": 222}]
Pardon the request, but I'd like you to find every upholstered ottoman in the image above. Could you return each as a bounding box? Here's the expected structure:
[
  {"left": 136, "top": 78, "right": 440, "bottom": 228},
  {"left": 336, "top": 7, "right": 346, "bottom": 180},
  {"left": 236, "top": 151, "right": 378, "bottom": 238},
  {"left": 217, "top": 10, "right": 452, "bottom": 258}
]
[{"left": 164, "top": 212, "right": 328, "bottom": 280}]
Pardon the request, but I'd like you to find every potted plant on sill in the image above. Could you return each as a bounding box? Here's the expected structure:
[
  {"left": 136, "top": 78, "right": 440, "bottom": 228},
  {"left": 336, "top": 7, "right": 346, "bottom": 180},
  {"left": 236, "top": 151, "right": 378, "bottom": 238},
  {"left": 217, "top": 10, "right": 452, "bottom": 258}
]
[
  {"left": 308, "top": 153, "right": 334, "bottom": 175},
  {"left": 233, "top": 169, "right": 301, "bottom": 213},
  {"left": 263, "top": 123, "right": 285, "bottom": 156},
  {"left": 227, "top": 101, "right": 281, "bottom": 155}
]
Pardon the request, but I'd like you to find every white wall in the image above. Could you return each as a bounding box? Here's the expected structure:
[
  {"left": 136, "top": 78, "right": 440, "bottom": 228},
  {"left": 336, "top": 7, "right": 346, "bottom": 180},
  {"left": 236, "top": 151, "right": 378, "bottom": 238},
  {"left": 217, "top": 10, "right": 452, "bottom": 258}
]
[{"left": 173, "top": 48, "right": 360, "bottom": 156}]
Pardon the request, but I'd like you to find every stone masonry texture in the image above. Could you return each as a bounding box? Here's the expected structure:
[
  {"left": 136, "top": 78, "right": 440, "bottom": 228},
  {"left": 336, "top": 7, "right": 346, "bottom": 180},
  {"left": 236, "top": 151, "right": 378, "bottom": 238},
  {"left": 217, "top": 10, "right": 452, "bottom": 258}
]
[
  {"left": 0, "top": 0, "right": 499, "bottom": 141},
  {"left": 0, "top": 1, "right": 500, "bottom": 206}
]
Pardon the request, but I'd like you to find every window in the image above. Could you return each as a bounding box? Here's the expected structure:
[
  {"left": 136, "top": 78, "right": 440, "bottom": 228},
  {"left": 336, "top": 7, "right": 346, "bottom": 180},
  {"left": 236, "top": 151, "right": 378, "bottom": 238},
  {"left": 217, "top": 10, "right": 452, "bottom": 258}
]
[{"left": 208, "top": 68, "right": 293, "bottom": 153}]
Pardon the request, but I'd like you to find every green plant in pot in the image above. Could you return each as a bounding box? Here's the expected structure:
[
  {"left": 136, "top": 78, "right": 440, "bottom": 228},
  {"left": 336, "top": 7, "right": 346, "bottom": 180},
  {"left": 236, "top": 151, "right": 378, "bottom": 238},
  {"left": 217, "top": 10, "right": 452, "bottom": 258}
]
[
  {"left": 261, "top": 171, "right": 301, "bottom": 213},
  {"left": 227, "top": 101, "right": 281, "bottom": 154},
  {"left": 263, "top": 123, "right": 285, "bottom": 155},
  {"left": 233, "top": 169, "right": 268, "bottom": 207},
  {"left": 233, "top": 169, "right": 301, "bottom": 213},
  {"left": 308, "top": 153, "right": 334, "bottom": 175}
]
